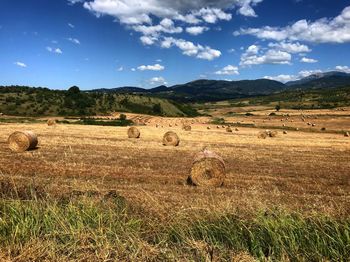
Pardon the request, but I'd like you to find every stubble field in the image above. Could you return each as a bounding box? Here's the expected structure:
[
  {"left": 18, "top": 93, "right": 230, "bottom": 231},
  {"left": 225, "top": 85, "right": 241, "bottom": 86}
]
[{"left": 0, "top": 110, "right": 349, "bottom": 261}]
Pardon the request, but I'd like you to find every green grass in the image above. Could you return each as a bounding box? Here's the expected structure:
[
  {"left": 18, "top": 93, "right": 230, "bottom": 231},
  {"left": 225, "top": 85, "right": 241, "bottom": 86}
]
[{"left": 0, "top": 185, "right": 349, "bottom": 261}]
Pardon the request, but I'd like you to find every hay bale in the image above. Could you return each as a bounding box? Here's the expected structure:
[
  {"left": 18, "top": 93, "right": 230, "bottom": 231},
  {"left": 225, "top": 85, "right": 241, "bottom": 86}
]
[
  {"left": 269, "top": 130, "right": 278, "bottom": 137},
  {"left": 226, "top": 127, "right": 232, "bottom": 133},
  {"left": 188, "top": 149, "right": 225, "bottom": 187},
  {"left": 235, "top": 128, "right": 239, "bottom": 131},
  {"left": 345, "top": 132, "right": 350, "bottom": 137},
  {"left": 47, "top": 119, "right": 56, "bottom": 126},
  {"left": 283, "top": 131, "right": 288, "bottom": 134},
  {"left": 8, "top": 131, "right": 38, "bottom": 152},
  {"left": 162, "top": 131, "right": 180, "bottom": 146},
  {"left": 207, "top": 126, "right": 211, "bottom": 130},
  {"left": 127, "top": 127, "right": 140, "bottom": 138},
  {"left": 258, "top": 131, "right": 268, "bottom": 139},
  {"left": 183, "top": 125, "right": 192, "bottom": 131}
]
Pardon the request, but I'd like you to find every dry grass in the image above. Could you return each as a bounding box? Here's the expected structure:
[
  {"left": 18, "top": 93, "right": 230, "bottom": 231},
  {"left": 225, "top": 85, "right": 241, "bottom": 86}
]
[
  {"left": 0, "top": 113, "right": 350, "bottom": 260},
  {"left": 0, "top": 119, "right": 349, "bottom": 217}
]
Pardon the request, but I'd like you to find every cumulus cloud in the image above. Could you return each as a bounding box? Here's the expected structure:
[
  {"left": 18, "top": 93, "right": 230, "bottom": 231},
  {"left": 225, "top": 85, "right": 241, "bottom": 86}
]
[
  {"left": 263, "top": 74, "right": 296, "bottom": 82},
  {"left": 117, "top": 66, "right": 124, "bottom": 71},
  {"left": 82, "top": 0, "right": 261, "bottom": 25},
  {"left": 68, "top": 23, "right": 75, "bottom": 28},
  {"left": 137, "top": 64, "right": 165, "bottom": 71},
  {"left": 78, "top": 0, "right": 263, "bottom": 60},
  {"left": 67, "top": 38, "right": 80, "bottom": 44},
  {"left": 268, "top": 41, "right": 311, "bottom": 53},
  {"left": 235, "top": 6, "right": 350, "bottom": 43},
  {"left": 240, "top": 45, "right": 291, "bottom": 66},
  {"left": 186, "top": 26, "right": 209, "bottom": 35},
  {"left": 14, "top": 62, "right": 27, "bottom": 68},
  {"left": 300, "top": 57, "right": 318, "bottom": 63},
  {"left": 215, "top": 65, "right": 239, "bottom": 75},
  {"left": 46, "top": 47, "right": 63, "bottom": 54},
  {"left": 149, "top": 76, "right": 167, "bottom": 85},
  {"left": 161, "top": 37, "right": 221, "bottom": 60},
  {"left": 335, "top": 65, "right": 350, "bottom": 73}
]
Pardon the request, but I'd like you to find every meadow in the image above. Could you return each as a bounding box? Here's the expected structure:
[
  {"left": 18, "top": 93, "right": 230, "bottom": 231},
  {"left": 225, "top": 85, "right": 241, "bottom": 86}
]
[{"left": 0, "top": 109, "right": 349, "bottom": 261}]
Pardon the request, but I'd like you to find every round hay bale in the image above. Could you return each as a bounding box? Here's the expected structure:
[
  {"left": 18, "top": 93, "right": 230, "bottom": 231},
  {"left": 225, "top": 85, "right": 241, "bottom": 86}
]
[
  {"left": 47, "top": 119, "right": 56, "bottom": 126},
  {"left": 183, "top": 125, "right": 191, "bottom": 131},
  {"left": 8, "top": 131, "right": 38, "bottom": 152},
  {"left": 345, "top": 131, "right": 350, "bottom": 137},
  {"left": 269, "top": 130, "right": 278, "bottom": 137},
  {"left": 162, "top": 131, "right": 179, "bottom": 146},
  {"left": 189, "top": 149, "right": 225, "bottom": 187},
  {"left": 235, "top": 128, "right": 239, "bottom": 131},
  {"left": 283, "top": 130, "right": 288, "bottom": 134},
  {"left": 207, "top": 126, "right": 211, "bottom": 130},
  {"left": 258, "top": 131, "right": 268, "bottom": 139},
  {"left": 226, "top": 127, "right": 233, "bottom": 133},
  {"left": 127, "top": 127, "right": 140, "bottom": 138}
]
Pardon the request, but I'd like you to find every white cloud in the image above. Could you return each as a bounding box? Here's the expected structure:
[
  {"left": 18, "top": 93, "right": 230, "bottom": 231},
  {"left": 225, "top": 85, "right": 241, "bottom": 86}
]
[
  {"left": 240, "top": 45, "right": 291, "bottom": 66},
  {"left": 298, "top": 69, "right": 323, "bottom": 78},
  {"left": 68, "top": 0, "right": 83, "bottom": 5},
  {"left": 335, "top": 65, "right": 350, "bottom": 73},
  {"left": 82, "top": 0, "right": 260, "bottom": 25},
  {"left": 137, "top": 63, "right": 165, "bottom": 71},
  {"left": 81, "top": 0, "right": 263, "bottom": 60},
  {"left": 131, "top": 68, "right": 136, "bottom": 71},
  {"left": 264, "top": 74, "right": 297, "bottom": 82},
  {"left": 149, "top": 76, "right": 167, "bottom": 85},
  {"left": 186, "top": 26, "right": 209, "bottom": 35},
  {"left": 14, "top": 62, "right": 27, "bottom": 68},
  {"left": 161, "top": 37, "right": 221, "bottom": 60},
  {"left": 237, "top": 0, "right": 263, "bottom": 17},
  {"left": 67, "top": 38, "right": 80, "bottom": 44},
  {"left": 235, "top": 6, "right": 350, "bottom": 43},
  {"left": 268, "top": 41, "right": 311, "bottom": 53},
  {"left": 300, "top": 57, "right": 318, "bottom": 63},
  {"left": 46, "top": 47, "right": 63, "bottom": 54},
  {"left": 133, "top": 18, "right": 183, "bottom": 36},
  {"left": 215, "top": 65, "right": 239, "bottom": 75},
  {"left": 140, "top": 35, "right": 158, "bottom": 45},
  {"left": 117, "top": 66, "right": 124, "bottom": 71},
  {"left": 68, "top": 23, "right": 75, "bottom": 28}
]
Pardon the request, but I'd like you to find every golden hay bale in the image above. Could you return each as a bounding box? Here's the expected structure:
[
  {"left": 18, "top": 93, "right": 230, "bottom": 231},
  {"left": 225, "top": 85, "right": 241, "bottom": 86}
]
[
  {"left": 182, "top": 125, "right": 192, "bottom": 131},
  {"left": 162, "top": 131, "right": 180, "bottom": 146},
  {"left": 189, "top": 149, "right": 225, "bottom": 187},
  {"left": 283, "top": 130, "right": 288, "bottom": 134},
  {"left": 207, "top": 126, "right": 211, "bottom": 130},
  {"left": 269, "top": 130, "right": 278, "bottom": 137},
  {"left": 258, "top": 131, "right": 268, "bottom": 139},
  {"left": 345, "top": 132, "right": 350, "bottom": 137},
  {"left": 127, "top": 127, "right": 140, "bottom": 138},
  {"left": 235, "top": 128, "right": 239, "bottom": 131},
  {"left": 226, "top": 127, "right": 233, "bottom": 132},
  {"left": 47, "top": 119, "right": 56, "bottom": 126},
  {"left": 8, "top": 131, "right": 38, "bottom": 152}
]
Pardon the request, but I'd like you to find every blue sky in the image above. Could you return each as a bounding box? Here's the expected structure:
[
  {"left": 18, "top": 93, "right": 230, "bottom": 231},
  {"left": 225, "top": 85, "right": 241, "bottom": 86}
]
[{"left": 1, "top": 0, "right": 350, "bottom": 89}]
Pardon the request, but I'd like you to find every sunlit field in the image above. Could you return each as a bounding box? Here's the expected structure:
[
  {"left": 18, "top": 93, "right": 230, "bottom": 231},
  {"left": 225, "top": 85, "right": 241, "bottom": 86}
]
[{"left": 1, "top": 109, "right": 349, "bottom": 261}]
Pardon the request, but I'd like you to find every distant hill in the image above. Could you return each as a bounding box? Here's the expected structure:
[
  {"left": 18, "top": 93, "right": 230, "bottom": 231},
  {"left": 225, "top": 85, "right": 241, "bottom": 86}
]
[
  {"left": 0, "top": 85, "right": 198, "bottom": 117},
  {"left": 286, "top": 71, "right": 350, "bottom": 89},
  {"left": 93, "top": 79, "right": 287, "bottom": 102}
]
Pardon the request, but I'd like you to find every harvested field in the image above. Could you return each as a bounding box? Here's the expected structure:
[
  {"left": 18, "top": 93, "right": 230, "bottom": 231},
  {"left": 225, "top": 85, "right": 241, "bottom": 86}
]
[
  {"left": 0, "top": 121, "right": 349, "bottom": 216},
  {"left": 0, "top": 115, "right": 349, "bottom": 261}
]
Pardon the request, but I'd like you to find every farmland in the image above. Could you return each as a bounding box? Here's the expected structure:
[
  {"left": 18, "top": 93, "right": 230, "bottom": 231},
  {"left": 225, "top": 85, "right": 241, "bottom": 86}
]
[{"left": 0, "top": 108, "right": 349, "bottom": 261}]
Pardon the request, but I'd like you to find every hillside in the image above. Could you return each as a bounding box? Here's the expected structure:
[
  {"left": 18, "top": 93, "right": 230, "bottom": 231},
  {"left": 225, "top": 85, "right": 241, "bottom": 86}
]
[
  {"left": 226, "top": 86, "right": 350, "bottom": 110},
  {"left": 92, "top": 72, "right": 350, "bottom": 103},
  {"left": 93, "top": 79, "right": 287, "bottom": 102},
  {"left": 0, "top": 86, "right": 198, "bottom": 117}
]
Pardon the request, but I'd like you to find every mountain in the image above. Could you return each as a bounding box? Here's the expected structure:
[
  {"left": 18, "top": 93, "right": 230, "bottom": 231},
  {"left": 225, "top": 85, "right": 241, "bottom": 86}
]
[
  {"left": 286, "top": 71, "right": 350, "bottom": 87},
  {"left": 93, "top": 79, "right": 287, "bottom": 102}
]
